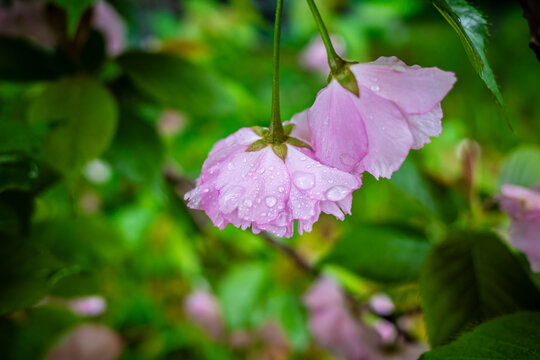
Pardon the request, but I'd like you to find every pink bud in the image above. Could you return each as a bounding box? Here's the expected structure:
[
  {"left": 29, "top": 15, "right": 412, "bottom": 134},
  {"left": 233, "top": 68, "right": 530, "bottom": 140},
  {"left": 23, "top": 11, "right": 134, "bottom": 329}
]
[
  {"left": 369, "top": 293, "right": 395, "bottom": 316},
  {"left": 300, "top": 35, "right": 345, "bottom": 73},
  {"left": 184, "top": 289, "right": 223, "bottom": 339},
  {"left": 46, "top": 324, "right": 122, "bottom": 360},
  {"left": 92, "top": 1, "right": 127, "bottom": 57},
  {"left": 68, "top": 296, "right": 107, "bottom": 317}
]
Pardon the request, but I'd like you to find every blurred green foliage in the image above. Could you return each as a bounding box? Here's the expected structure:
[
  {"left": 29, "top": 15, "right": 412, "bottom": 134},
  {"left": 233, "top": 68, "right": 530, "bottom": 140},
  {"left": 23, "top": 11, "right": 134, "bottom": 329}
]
[{"left": 0, "top": 0, "right": 539, "bottom": 359}]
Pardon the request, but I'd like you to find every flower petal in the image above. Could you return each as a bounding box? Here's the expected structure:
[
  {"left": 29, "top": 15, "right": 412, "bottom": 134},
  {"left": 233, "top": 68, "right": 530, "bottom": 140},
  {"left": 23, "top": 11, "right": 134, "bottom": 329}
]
[
  {"left": 406, "top": 104, "right": 443, "bottom": 149},
  {"left": 353, "top": 85, "right": 414, "bottom": 179},
  {"left": 351, "top": 56, "right": 456, "bottom": 114},
  {"left": 308, "top": 80, "right": 369, "bottom": 172}
]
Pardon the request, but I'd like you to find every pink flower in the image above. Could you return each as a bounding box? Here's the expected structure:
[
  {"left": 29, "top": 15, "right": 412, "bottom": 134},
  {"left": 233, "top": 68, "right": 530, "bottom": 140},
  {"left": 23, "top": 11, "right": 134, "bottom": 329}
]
[
  {"left": 300, "top": 35, "right": 345, "bottom": 73},
  {"left": 46, "top": 324, "right": 123, "bottom": 360},
  {"left": 185, "top": 125, "right": 361, "bottom": 238},
  {"left": 369, "top": 293, "right": 395, "bottom": 316},
  {"left": 500, "top": 184, "right": 540, "bottom": 272},
  {"left": 308, "top": 56, "right": 456, "bottom": 179},
  {"left": 92, "top": 1, "right": 127, "bottom": 57},
  {"left": 68, "top": 296, "right": 107, "bottom": 317},
  {"left": 184, "top": 289, "right": 223, "bottom": 339},
  {"left": 303, "top": 277, "right": 369, "bottom": 360}
]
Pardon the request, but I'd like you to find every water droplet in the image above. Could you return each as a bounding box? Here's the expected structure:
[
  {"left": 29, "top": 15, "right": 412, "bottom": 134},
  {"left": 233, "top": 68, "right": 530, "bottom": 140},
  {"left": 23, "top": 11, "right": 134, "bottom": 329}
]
[
  {"left": 269, "top": 166, "right": 274, "bottom": 171},
  {"left": 261, "top": 212, "right": 267, "bottom": 217},
  {"left": 340, "top": 154, "right": 357, "bottom": 167},
  {"left": 243, "top": 199, "right": 253, "bottom": 207},
  {"left": 325, "top": 186, "right": 350, "bottom": 201},
  {"left": 227, "top": 162, "right": 234, "bottom": 170},
  {"left": 391, "top": 65, "right": 406, "bottom": 72},
  {"left": 203, "top": 189, "right": 210, "bottom": 193},
  {"left": 265, "top": 196, "right": 277, "bottom": 208},
  {"left": 278, "top": 186, "right": 285, "bottom": 193},
  {"left": 257, "top": 167, "right": 265, "bottom": 174},
  {"left": 293, "top": 172, "right": 315, "bottom": 190},
  {"left": 370, "top": 85, "right": 380, "bottom": 92},
  {"left": 300, "top": 156, "right": 307, "bottom": 161},
  {"left": 328, "top": 179, "right": 334, "bottom": 184},
  {"left": 242, "top": 158, "right": 247, "bottom": 163}
]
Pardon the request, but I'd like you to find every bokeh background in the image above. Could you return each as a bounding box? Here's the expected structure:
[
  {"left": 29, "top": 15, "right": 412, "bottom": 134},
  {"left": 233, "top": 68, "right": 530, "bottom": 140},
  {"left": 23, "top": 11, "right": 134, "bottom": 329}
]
[{"left": 1, "top": 0, "right": 539, "bottom": 359}]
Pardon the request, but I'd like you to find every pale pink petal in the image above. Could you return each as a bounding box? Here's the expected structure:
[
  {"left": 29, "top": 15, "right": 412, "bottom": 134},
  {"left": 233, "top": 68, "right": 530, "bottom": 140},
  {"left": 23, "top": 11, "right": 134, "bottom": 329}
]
[
  {"left": 351, "top": 56, "right": 456, "bottom": 114},
  {"left": 406, "top": 104, "right": 443, "bottom": 149},
  {"left": 308, "top": 80, "right": 369, "bottom": 173},
  {"left": 202, "top": 128, "right": 259, "bottom": 174},
  {"left": 353, "top": 85, "right": 414, "bottom": 179},
  {"left": 500, "top": 184, "right": 540, "bottom": 271},
  {"left": 287, "top": 109, "right": 311, "bottom": 144},
  {"left": 184, "top": 289, "right": 223, "bottom": 339},
  {"left": 303, "top": 278, "right": 369, "bottom": 360}
]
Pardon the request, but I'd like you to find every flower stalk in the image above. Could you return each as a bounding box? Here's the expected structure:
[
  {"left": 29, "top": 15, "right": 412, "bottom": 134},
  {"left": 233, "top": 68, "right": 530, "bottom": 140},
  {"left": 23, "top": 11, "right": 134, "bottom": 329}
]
[{"left": 268, "top": 0, "right": 287, "bottom": 144}]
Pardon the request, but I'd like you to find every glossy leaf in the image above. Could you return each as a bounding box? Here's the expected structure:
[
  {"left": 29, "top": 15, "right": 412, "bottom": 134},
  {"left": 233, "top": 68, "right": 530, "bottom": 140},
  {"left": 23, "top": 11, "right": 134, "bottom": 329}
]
[
  {"left": 118, "top": 52, "right": 222, "bottom": 115},
  {"left": 432, "top": 0, "right": 506, "bottom": 114},
  {"left": 499, "top": 146, "right": 540, "bottom": 188},
  {"left": 420, "top": 312, "right": 540, "bottom": 359},
  {"left": 420, "top": 232, "right": 540, "bottom": 347},
  {"left": 28, "top": 77, "right": 118, "bottom": 174},
  {"left": 320, "top": 224, "right": 431, "bottom": 283}
]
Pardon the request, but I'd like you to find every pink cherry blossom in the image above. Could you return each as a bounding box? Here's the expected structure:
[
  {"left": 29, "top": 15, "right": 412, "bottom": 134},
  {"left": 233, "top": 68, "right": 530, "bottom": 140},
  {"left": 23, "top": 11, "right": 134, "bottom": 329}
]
[
  {"left": 308, "top": 56, "right": 456, "bottom": 179},
  {"left": 68, "top": 295, "right": 107, "bottom": 317},
  {"left": 185, "top": 127, "right": 361, "bottom": 238},
  {"left": 303, "top": 277, "right": 369, "bottom": 360},
  {"left": 300, "top": 35, "right": 345, "bottom": 73},
  {"left": 500, "top": 184, "right": 540, "bottom": 272},
  {"left": 184, "top": 289, "right": 223, "bottom": 339}
]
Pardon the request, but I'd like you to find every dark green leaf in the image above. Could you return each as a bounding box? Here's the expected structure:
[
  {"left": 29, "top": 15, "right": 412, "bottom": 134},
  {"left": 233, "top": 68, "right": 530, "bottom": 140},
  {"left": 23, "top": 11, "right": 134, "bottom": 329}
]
[
  {"left": 0, "top": 236, "right": 73, "bottom": 315},
  {"left": 420, "top": 312, "right": 540, "bottom": 359},
  {"left": 118, "top": 52, "right": 222, "bottom": 115},
  {"left": 0, "top": 155, "right": 39, "bottom": 193},
  {"left": 320, "top": 224, "right": 431, "bottom": 283},
  {"left": 246, "top": 139, "right": 268, "bottom": 152},
  {"left": 420, "top": 231, "right": 540, "bottom": 348},
  {"left": 432, "top": 0, "right": 506, "bottom": 114},
  {"left": 28, "top": 77, "right": 118, "bottom": 174},
  {"left": 499, "top": 146, "right": 540, "bottom": 188},
  {"left": 105, "top": 108, "right": 164, "bottom": 184},
  {"left": 0, "top": 37, "right": 68, "bottom": 81},
  {"left": 218, "top": 262, "right": 268, "bottom": 329}
]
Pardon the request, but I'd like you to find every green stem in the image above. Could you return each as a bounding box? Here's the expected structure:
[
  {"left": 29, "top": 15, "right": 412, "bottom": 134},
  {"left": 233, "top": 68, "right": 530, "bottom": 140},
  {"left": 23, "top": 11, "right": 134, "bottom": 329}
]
[
  {"left": 268, "top": 0, "right": 286, "bottom": 144},
  {"left": 305, "top": 0, "right": 344, "bottom": 72}
]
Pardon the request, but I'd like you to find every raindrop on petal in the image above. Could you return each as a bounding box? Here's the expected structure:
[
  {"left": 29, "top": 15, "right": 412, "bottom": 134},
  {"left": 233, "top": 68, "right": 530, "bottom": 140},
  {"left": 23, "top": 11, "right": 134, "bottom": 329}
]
[
  {"left": 325, "top": 186, "right": 349, "bottom": 201},
  {"left": 293, "top": 172, "right": 316, "bottom": 190}
]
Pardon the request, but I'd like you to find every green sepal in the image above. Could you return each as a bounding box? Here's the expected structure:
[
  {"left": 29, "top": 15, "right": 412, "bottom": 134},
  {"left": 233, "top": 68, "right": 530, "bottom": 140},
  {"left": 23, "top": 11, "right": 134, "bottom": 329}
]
[
  {"left": 287, "top": 136, "right": 313, "bottom": 151},
  {"left": 330, "top": 62, "right": 359, "bottom": 97},
  {"left": 283, "top": 124, "right": 295, "bottom": 136},
  {"left": 246, "top": 139, "right": 268, "bottom": 152},
  {"left": 272, "top": 143, "right": 288, "bottom": 161},
  {"left": 251, "top": 126, "right": 269, "bottom": 137}
]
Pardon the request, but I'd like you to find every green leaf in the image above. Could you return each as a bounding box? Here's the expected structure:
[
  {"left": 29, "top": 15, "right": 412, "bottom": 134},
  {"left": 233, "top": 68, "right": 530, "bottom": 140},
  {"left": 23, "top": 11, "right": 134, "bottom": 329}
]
[
  {"left": 0, "top": 37, "right": 68, "bottom": 81},
  {"left": 218, "top": 262, "right": 268, "bottom": 329},
  {"left": 420, "top": 312, "right": 540, "bottom": 359},
  {"left": 105, "top": 108, "right": 164, "bottom": 184},
  {"left": 50, "top": 0, "right": 97, "bottom": 36},
  {"left": 420, "top": 231, "right": 540, "bottom": 348},
  {"left": 0, "top": 236, "right": 72, "bottom": 315},
  {"left": 118, "top": 52, "right": 222, "bottom": 115},
  {"left": 320, "top": 224, "right": 431, "bottom": 283},
  {"left": 432, "top": 0, "right": 506, "bottom": 114},
  {"left": 28, "top": 77, "right": 118, "bottom": 174},
  {"left": 390, "top": 160, "right": 438, "bottom": 215},
  {"left": 0, "top": 155, "right": 39, "bottom": 193},
  {"left": 499, "top": 146, "right": 540, "bottom": 188}
]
